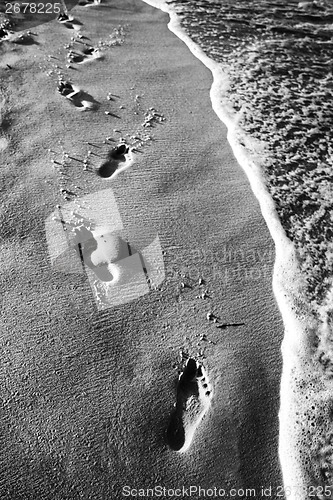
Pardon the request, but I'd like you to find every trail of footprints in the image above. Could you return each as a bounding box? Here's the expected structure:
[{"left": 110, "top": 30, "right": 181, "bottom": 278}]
[
  {"left": 50, "top": 6, "right": 165, "bottom": 180},
  {"left": 49, "top": 3, "right": 212, "bottom": 453}
]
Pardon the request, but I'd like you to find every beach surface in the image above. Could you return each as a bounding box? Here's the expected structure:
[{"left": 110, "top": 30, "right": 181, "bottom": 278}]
[{"left": 0, "top": 0, "right": 284, "bottom": 497}]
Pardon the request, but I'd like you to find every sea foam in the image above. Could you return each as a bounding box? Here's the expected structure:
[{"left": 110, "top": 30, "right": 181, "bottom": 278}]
[{"left": 141, "top": 0, "right": 333, "bottom": 496}]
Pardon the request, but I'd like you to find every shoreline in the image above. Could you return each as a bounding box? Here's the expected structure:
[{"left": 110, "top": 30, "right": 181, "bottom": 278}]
[
  {"left": 0, "top": 0, "right": 283, "bottom": 496},
  {"left": 144, "top": 1, "right": 333, "bottom": 495}
]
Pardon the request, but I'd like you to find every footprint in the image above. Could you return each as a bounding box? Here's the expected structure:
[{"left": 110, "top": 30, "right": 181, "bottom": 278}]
[
  {"left": 67, "top": 46, "right": 103, "bottom": 65},
  {"left": 57, "top": 80, "right": 75, "bottom": 98},
  {"left": 166, "top": 358, "right": 212, "bottom": 453},
  {"left": 78, "top": 0, "right": 102, "bottom": 6},
  {"left": 57, "top": 80, "right": 99, "bottom": 111},
  {"left": 0, "top": 29, "right": 36, "bottom": 44},
  {"left": 67, "top": 51, "right": 85, "bottom": 64},
  {"left": 57, "top": 13, "right": 83, "bottom": 30},
  {"left": 97, "top": 144, "right": 133, "bottom": 179},
  {"left": 57, "top": 13, "right": 71, "bottom": 23},
  {"left": 10, "top": 32, "right": 36, "bottom": 45}
]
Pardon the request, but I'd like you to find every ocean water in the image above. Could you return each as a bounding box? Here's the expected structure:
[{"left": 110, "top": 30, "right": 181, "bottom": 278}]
[
  {"left": 165, "top": 0, "right": 333, "bottom": 307},
  {"left": 142, "top": 0, "right": 333, "bottom": 496}
]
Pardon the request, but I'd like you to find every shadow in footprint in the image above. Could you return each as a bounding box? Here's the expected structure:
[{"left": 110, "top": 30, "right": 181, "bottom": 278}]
[
  {"left": 71, "top": 90, "right": 99, "bottom": 109},
  {"left": 97, "top": 144, "right": 129, "bottom": 178},
  {"left": 58, "top": 80, "right": 75, "bottom": 97},
  {"left": 166, "top": 358, "right": 212, "bottom": 453},
  {"left": 11, "top": 33, "right": 38, "bottom": 45},
  {"left": 78, "top": 0, "right": 102, "bottom": 6},
  {"left": 57, "top": 13, "right": 83, "bottom": 29},
  {"left": 68, "top": 47, "right": 102, "bottom": 64},
  {"left": 64, "top": 20, "right": 83, "bottom": 29},
  {"left": 68, "top": 53, "right": 85, "bottom": 63},
  {"left": 57, "top": 80, "right": 99, "bottom": 110},
  {"left": 83, "top": 47, "right": 94, "bottom": 55}
]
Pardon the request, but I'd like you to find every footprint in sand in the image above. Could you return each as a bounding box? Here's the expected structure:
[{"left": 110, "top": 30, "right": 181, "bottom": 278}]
[
  {"left": 78, "top": 0, "right": 102, "bottom": 6},
  {"left": 57, "top": 13, "right": 83, "bottom": 30},
  {"left": 97, "top": 143, "right": 134, "bottom": 179},
  {"left": 11, "top": 33, "right": 36, "bottom": 45},
  {"left": 67, "top": 46, "right": 103, "bottom": 65},
  {"left": 57, "top": 80, "right": 99, "bottom": 111},
  {"left": 0, "top": 29, "right": 36, "bottom": 45},
  {"left": 166, "top": 358, "right": 212, "bottom": 453}
]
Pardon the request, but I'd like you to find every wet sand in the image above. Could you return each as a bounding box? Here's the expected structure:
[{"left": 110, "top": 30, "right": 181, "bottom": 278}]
[{"left": 0, "top": 0, "right": 283, "bottom": 497}]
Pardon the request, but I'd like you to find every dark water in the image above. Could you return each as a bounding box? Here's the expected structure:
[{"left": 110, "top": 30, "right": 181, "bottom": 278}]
[{"left": 167, "top": 0, "right": 333, "bottom": 306}]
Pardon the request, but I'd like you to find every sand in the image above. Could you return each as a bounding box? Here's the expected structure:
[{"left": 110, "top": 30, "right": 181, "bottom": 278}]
[{"left": 0, "top": 0, "right": 284, "bottom": 497}]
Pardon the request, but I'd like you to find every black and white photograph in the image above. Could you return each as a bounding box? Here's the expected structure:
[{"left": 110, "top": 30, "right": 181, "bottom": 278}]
[{"left": 0, "top": 0, "right": 333, "bottom": 498}]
